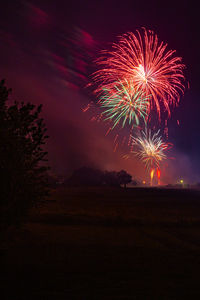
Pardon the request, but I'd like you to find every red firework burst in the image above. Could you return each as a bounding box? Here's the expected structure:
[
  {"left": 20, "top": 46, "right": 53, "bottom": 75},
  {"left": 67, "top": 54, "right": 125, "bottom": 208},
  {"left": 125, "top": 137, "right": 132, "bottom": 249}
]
[{"left": 93, "top": 28, "right": 185, "bottom": 119}]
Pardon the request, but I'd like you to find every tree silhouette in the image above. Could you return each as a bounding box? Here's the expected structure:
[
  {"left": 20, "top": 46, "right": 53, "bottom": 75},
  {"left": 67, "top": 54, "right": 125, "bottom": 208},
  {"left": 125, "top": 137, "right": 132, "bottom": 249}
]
[
  {"left": 0, "top": 80, "right": 49, "bottom": 226},
  {"left": 104, "top": 171, "right": 119, "bottom": 187},
  {"left": 65, "top": 167, "right": 132, "bottom": 188},
  {"left": 117, "top": 170, "right": 132, "bottom": 188}
]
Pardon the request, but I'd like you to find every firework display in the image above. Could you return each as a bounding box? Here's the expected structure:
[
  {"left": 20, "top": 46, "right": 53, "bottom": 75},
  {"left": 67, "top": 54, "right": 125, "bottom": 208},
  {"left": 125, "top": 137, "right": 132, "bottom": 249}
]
[
  {"left": 131, "top": 129, "right": 171, "bottom": 184},
  {"left": 93, "top": 28, "right": 185, "bottom": 119},
  {"left": 131, "top": 130, "right": 170, "bottom": 169},
  {"left": 99, "top": 79, "right": 150, "bottom": 129},
  {"left": 88, "top": 27, "right": 186, "bottom": 185}
]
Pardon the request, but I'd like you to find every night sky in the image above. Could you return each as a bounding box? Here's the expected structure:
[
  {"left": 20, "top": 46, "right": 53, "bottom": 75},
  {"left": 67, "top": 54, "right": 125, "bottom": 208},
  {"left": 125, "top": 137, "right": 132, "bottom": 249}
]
[{"left": 0, "top": 0, "right": 199, "bottom": 183}]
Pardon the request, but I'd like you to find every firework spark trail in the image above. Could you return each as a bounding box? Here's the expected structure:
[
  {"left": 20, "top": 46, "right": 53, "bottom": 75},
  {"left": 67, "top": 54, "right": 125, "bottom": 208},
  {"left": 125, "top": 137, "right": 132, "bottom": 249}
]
[
  {"left": 105, "top": 127, "right": 112, "bottom": 136},
  {"left": 99, "top": 79, "right": 150, "bottom": 129},
  {"left": 157, "top": 168, "right": 161, "bottom": 185},
  {"left": 150, "top": 168, "right": 155, "bottom": 186},
  {"left": 131, "top": 129, "right": 171, "bottom": 172},
  {"left": 93, "top": 28, "right": 185, "bottom": 119}
]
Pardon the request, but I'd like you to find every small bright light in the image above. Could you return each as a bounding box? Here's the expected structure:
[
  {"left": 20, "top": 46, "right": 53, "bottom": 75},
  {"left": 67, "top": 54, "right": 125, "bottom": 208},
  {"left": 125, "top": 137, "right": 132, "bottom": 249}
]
[
  {"left": 180, "top": 179, "right": 184, "bottom": 184},
  {"left": 142, "top": 180, "right": 146, "bottom": 184}
]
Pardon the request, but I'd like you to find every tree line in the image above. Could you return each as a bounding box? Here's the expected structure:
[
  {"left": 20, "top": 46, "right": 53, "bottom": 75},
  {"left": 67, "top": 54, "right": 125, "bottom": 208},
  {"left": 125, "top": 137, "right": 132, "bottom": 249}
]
[{"left": 63, "top": 167, "right": 132, "bottom": 188}]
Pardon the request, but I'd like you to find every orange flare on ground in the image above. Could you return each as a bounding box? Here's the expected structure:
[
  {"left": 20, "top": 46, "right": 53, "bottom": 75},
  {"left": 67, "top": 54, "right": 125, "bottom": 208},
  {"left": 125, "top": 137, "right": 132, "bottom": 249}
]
[
  {"left": 156, "top": 168, "right": 161, "bottom": 185},
  {"left": 150, "top": 168, "right": 155, "bottom": 186}
]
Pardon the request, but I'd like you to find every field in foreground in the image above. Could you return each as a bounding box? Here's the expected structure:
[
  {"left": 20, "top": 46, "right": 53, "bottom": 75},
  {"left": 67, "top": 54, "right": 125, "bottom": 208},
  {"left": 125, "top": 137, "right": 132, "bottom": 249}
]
[{"left": 1, "top": 187, "right": 200, "bottom": 299}]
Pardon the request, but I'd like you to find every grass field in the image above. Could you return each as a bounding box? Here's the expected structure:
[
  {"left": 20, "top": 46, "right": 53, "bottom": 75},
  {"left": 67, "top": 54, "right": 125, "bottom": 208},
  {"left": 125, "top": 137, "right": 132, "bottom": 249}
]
[{"left": 1, "top": 187, "right": 200, "bottom": 299}]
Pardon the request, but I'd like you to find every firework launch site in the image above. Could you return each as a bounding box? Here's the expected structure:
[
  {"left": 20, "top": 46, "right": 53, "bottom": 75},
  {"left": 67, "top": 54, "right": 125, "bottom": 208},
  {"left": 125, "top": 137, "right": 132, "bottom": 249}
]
[{"left": 2, "top": 186, "right": 200, "bottom": 299}]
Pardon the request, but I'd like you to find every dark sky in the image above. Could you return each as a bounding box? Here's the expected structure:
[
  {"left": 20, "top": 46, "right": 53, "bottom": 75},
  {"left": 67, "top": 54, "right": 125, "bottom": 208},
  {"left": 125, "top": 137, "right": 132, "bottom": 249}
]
[{"left": 0, "top": 0, "right": 199, "bottom": 183}]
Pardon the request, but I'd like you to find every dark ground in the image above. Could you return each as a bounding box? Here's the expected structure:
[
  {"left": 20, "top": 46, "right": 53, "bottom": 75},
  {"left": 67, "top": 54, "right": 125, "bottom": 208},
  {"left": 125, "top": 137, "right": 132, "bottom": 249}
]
[{"left": 1, "top": 187, "right": 200, "bottom": 299}]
